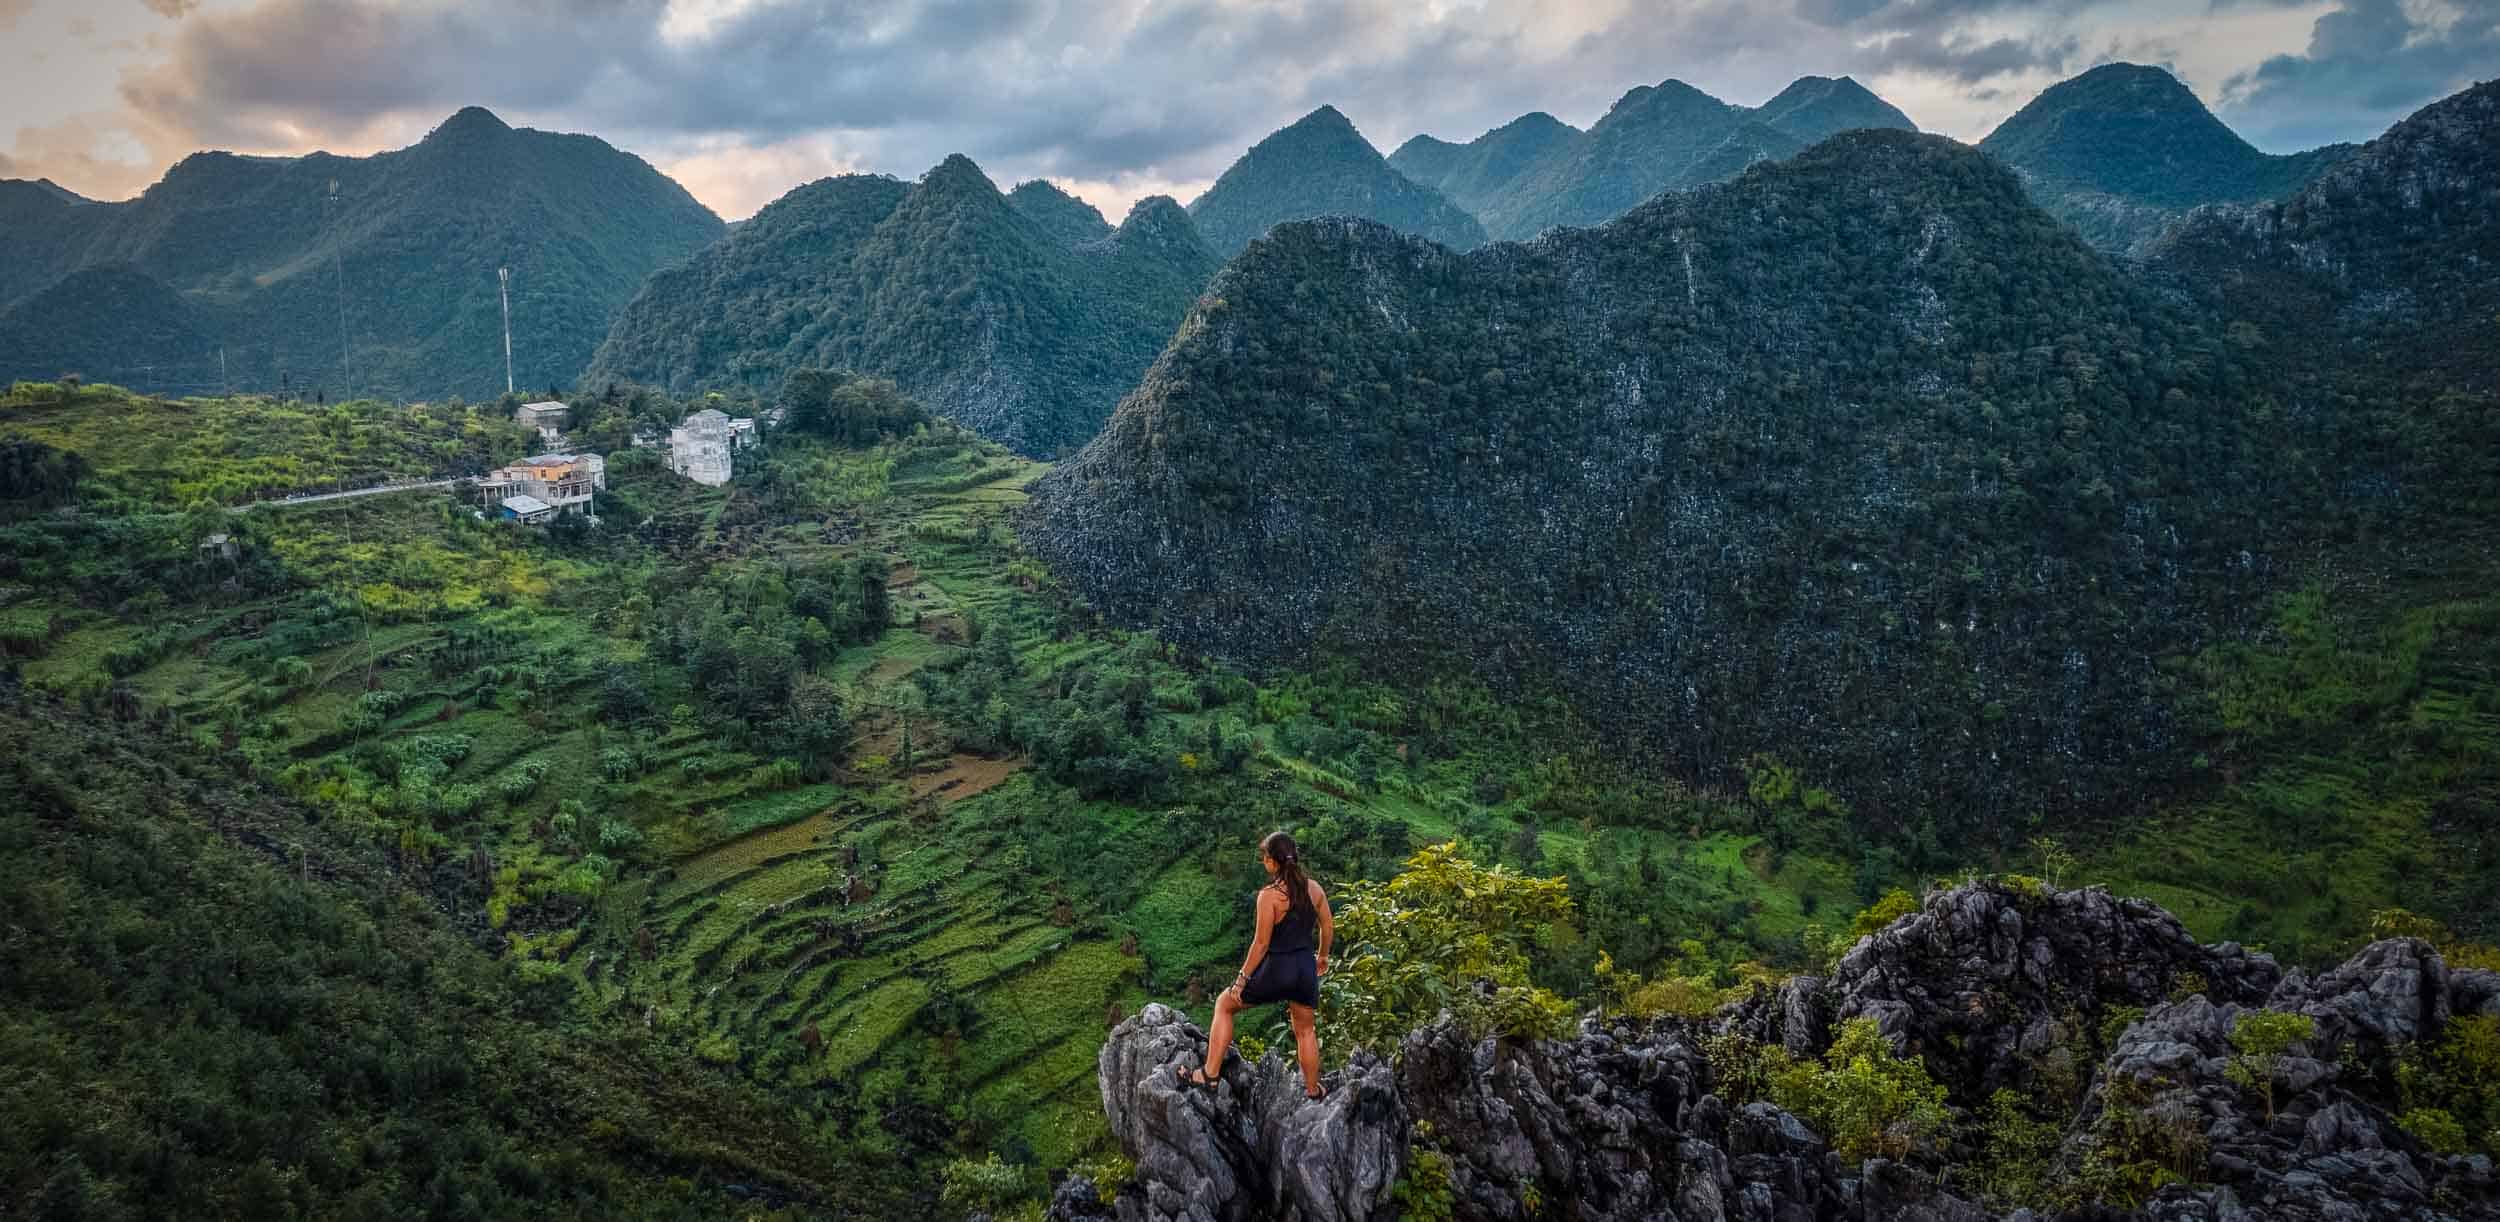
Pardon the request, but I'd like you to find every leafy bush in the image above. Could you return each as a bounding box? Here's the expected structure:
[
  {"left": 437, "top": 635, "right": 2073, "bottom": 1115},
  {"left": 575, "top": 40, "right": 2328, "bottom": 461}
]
[
  {"left": 1973, "top": 1088, "right": 2060, "bottom": 1208},
  {"left": 1319, "top": 842, "right": 1578, "bottom": 1055},
  {"left": 1388, "top": 1145, "right": 1457, "bottom": 1222},
  {"left": 2397, "top": 1014, "right": 2500, "bottom": 1156},
  {"left": 596, "top": 819, "right": 644, "bottom": 856},
  {"left": 498, "top": 758, "right": 548, "bottom": 802},
  {"left": 939, "top": 1153, "right": 1037, "bottom": 1214},
  {"left": 2399, "top": 1107, "right": 2470, "bottom": 1155},
  {"left": 1069, "top": 1153, "right": 1134, "bottom": 1205},
  {"left": 1765, "top": 1018, "right": 1952, "bottom": 1163},
  {"left": 2224, "top": 1009, "right": 2316, "bottom": 1121},
  {"left": 1848, "top": 889, "right": 1922, "bottom": 939}
]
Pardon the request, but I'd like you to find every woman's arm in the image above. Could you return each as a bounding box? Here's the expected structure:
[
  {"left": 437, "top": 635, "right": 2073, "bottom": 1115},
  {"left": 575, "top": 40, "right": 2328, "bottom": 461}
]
[
  {"left": 1231, "top": 888, "right": 1281, "bottom": 995},
  {"left": 1313, "top": 881, "right": 1334, "bottom": 976}
]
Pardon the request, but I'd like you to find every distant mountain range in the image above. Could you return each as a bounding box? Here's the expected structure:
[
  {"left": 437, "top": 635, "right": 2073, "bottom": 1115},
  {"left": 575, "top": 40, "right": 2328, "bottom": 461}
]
[
  {"left": 1381, "top": 65, "right": 2349, "bottom": 254},
  {"left": 1390, "top": 74, "right": 1914, "bottom": 242},
  {"left": 1979, "top": 63, "right": 2355, "bottom": 254},
  {"left": 0, "top": 62, "right": 2390, "bottom": 440},
  {"left": 584, "top": 155, "right": 1219, "bottom": 456},
  {"left": 1022, "top": 79, "right": 2500, "bottom": 833},
  {"left": 0, "top": 107, "right": 722, "bottom": 400},
  {"left": 1186, "top": 106, "right": 1486, "bottom": 256}
]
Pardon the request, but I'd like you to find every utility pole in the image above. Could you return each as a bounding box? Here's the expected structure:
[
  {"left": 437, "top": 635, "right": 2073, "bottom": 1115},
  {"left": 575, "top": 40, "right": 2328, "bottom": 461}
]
[
  {"left": 327, "top": 179, "right": 350, "bottom": 397},
  {"left": 499, "top": 267, "right": 515, "bottom": 395}
]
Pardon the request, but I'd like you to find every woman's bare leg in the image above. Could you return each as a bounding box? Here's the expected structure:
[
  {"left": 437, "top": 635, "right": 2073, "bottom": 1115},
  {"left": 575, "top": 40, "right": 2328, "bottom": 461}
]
[
  {"left": 1288, "top": 1002, "right": 1321, "bottom": 1096},
  {"left": 1201, "top": 988, "right": 1243, "bottom": 1078}
]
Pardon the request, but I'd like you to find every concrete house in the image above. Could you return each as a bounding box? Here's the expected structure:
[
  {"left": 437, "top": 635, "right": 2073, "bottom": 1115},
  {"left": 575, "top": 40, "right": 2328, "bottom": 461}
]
[
  {"left": 515, "top": 400, "right": 569, "bottom": 443},
  {"left": 667, "top": 408, "right": 757, "bottom": 486},
  {"left": 478, "top": 452, "right": 604, "bottom": 518}
]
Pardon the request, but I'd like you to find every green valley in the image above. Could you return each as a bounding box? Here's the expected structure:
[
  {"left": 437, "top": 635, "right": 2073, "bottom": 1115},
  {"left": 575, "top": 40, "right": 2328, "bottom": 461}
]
[{"left": 6, "top": 356, "right": 2494, "bottom": 1215}]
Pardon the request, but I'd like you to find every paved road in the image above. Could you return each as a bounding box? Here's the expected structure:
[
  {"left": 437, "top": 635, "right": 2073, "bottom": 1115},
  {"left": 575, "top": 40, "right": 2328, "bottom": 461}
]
[{"left": 239, "top": 478, "right": 459, "bottom": 511}]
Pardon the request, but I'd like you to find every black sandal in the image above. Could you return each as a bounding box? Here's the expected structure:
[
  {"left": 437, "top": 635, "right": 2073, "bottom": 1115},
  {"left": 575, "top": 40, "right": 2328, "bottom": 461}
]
[{"left": 1174, "top": 1065, "right": 1217, "bottom": 1089}]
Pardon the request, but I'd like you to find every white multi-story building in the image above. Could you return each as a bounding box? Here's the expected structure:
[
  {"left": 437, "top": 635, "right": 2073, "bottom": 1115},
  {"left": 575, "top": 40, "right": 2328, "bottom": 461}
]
[{"left": 667, "top": 408, "right": 756, "bottom": 486}]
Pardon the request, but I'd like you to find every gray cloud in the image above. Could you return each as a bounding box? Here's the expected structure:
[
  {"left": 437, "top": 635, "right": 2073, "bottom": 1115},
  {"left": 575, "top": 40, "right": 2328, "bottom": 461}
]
[
  {"left": 139, "top": 0, "right": 198, "bottom": 18},
  {"left": 103, "top": 0, "right": 2098, "bottom": 186},
  {"left": 0, "top": 0, "right": 2465, "bottom": 217},
  {"left": 2221, "top": 0, "right": 2500, "bottom": 148}
]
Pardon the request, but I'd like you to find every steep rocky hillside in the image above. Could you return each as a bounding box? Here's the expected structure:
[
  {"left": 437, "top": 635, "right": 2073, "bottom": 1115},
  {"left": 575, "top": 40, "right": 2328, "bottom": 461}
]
[
  {"left": 1980, "top": 63, "right": 2354, "bottom": 254},
  {"left": 1053, "top": 881, "right": 2500, "bottom": 1221},
  {"left": 1186, "top": 106, "right": 1487, "bottom": 256},
  {"left": 586, "top": 156, "right": 1219, "bottom": 455},
  {"left": 1020, "top": 121, "right": 2491, "bottom": 836},
  {"left": 0, "top": 107, "right": 723, "bottom": 399},
  {"left": 2149, "top": 78, "right": 2500, "bottom": 400}
]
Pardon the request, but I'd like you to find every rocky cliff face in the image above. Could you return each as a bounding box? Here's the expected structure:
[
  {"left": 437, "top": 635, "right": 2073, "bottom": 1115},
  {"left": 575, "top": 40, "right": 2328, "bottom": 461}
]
[
  {"left": 1023, "top": 130, "right": 2304, "bottom": 834},
  {"left": 1049, "top": 882, "right": 2500, "bottom": 1222},
  {"left": 2149, "top": 79, "right": 2500, "bottom": 398}
]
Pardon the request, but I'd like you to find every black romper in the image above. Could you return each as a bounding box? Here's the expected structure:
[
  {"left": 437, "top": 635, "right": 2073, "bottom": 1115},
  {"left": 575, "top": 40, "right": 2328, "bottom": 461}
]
[{"left": 1240, "top": 885, "right": 1320, "bottom": 1008}]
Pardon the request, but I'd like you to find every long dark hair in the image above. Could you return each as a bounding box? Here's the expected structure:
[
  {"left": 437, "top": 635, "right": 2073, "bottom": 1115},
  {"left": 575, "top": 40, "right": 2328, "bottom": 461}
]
[{"left": 1262, "top": 831, "right": 1316, "bottom": 924}]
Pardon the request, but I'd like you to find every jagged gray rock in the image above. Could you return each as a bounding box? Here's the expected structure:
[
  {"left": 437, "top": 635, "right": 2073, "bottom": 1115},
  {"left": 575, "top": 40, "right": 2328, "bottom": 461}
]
[
  {"left": 1084, "top": 1003, "right": 1401, "bottom": 1222},
  {"left": 1060, "top": 887, "right": 2500, "bottom": 1222},
  {"left": 1748, "top": 882, "right": 2281, "bottom": 1103},
  {"left": 2083, "top": 939, "right": 2500, "bottom": 1221},
  {"left": 1094, "top": 1004, "right": 1266, "bottom": 1222},
  {"left": 2270, "top": 937, "right": 2450, "bottom": 1056}
]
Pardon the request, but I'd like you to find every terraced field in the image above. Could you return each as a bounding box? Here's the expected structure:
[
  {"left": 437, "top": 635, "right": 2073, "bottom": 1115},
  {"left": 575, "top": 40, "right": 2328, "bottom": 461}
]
[{"left": 0, "top": 387, "right": 1968, "bottom": 1178}]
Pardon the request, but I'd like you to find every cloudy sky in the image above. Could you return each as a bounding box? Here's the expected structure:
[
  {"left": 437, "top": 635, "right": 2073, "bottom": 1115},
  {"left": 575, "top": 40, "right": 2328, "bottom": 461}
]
[{"left": 3, "top": 0, "right": 2492, "bottom": 221}]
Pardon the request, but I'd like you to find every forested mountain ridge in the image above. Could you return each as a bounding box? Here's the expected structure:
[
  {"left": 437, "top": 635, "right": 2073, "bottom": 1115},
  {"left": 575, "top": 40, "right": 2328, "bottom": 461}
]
[
  {"left": 0, "top": 107, "right": 723, "bottom": 399},
  {"left": 1021, "top": 117, "right": 2493, "bottom": 840},
  {"left": 1750, "top": 74, "right": 1919, "bottom": 143},
  {"left": 1392, "top": 75, "right": 1916, "bottom": 245},
  {"left": 1979, "top": 63, "right": 2355, "bottom": 254},
  {"left": 1404, "top": 78, "right": 1812, "bottom": 242},
  {"left": 1009, "top": 178, "right": 1115, "bottom": 246},
  {"left": 585, "top": 155, "right": 1219, "bottom": 455},
  {"left": 1185, "top": 105, "right": 1487, "bottom": 256},
  {"left": 1385, "top": 112, "right": 1582, "bottom": 223}
]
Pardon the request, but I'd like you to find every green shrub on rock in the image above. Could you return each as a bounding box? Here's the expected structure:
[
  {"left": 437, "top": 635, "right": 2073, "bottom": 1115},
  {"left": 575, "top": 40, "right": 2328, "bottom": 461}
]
[{"left": 1762, "top": 1018, "right": 1952, "bottom": 1163}]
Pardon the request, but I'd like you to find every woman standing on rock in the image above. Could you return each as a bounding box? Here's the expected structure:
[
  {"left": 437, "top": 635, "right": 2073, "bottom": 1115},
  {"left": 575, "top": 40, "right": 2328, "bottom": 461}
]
[{"left": 1178, "top": 831, "right": 1334, "bottom": 1099}]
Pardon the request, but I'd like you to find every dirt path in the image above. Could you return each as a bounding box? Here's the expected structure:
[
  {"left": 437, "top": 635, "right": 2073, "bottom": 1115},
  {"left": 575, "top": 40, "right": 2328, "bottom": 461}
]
[{"left": 909, "top": 754, "right": 1024, "bottom": 805}]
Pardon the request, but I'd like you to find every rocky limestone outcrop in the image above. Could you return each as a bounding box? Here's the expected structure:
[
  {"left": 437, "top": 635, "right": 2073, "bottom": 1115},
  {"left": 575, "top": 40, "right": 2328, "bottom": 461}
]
[
  {"left": 1069, "top": 1003, "right": 1404, "bottom": 1222},
  {"left": 1734, "top": 881, "right": 2281, "bottom": 1103},
  {"left": 1053, "top": 883, "right": 2500, "bottom": 1222},
  {"left": 2094, "top": 948, "right": 2500, "bottom": 1220}
]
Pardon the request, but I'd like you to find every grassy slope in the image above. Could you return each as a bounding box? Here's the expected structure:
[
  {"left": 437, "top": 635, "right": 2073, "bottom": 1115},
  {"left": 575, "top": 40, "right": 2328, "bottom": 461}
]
[{"left": 5, "top": 381, "right": 2493, "bottom": 1190}]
